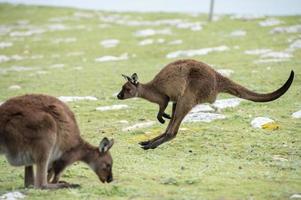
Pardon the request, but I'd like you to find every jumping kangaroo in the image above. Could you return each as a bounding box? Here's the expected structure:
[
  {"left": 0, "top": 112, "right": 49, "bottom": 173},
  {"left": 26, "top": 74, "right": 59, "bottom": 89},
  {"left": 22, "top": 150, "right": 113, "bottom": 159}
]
[
  {"left": 117, "top": 59, "right": 294, "bottom": 150},
  {"left": 0, "top": 94, "right": 114, "bottom": 189}
]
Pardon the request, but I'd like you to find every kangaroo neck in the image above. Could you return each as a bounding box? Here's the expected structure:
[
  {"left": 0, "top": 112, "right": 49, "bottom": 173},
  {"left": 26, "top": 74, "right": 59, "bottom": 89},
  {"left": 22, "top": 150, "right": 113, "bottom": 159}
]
[
  {"left": 61, "top": 139, "right": 96, "bottom": 166},
  {"left": 137, "top": 82, "right": 163, "bottom": 105}
]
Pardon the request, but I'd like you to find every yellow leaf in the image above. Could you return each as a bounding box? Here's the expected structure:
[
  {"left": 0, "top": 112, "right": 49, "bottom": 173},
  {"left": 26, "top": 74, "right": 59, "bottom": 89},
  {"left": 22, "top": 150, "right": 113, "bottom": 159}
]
[{"left": 262, "top": 122, "right": 279, "bottom": 130}]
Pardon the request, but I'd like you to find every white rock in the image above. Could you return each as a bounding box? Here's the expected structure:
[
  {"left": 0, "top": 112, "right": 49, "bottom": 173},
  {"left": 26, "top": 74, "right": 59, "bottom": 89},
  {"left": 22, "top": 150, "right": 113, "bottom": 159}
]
[
  {"left": 254, "top": 58, "right": 290, "bottom": 64},
  {"left": 100, "top": 39, "right": 119, "bottom": 48},
  {"left": 168, "top": 40, "right": 183, "bottom": 45},
  {"left": 190, "top": 104, "right": 215, "bottom": 113},
  {"left": 48, "top": 24, "right": 67, "bottom": 31},
  {"left": 122, "top": 121, "right": 155, "bottom": 131},
  {"left": 58, "top": 96, "right": 98, "bottom": 102},
  {"left": 252, "top": 50, "right": 292, "bottom": 63},
  {"left": 212, "top": 98, "right": 242, "bottom": 110},
  {"left": 272, "top": 155, "right": 288, "bottom": 162},
  {"left": 157, "top": 38, "right": 165, "bottom": 43},
  {"left": 290, "top": 194, "right": 301, "bottom": 199},
  {"left": 270, "top": 24, "right": 301, "bottom": 34},
  {"left": 17, "top": 20, "right": 30, "bottom": 25},
  {"left": 1, "top": 66, "right": 34, "bottom": 74},
  {"left": 139, "top": 39, "right": 154, "bottom": 46},
  {"left": 118, "top": 120, "right": 129, "bottom": 124},
  {"left": 259, "top": 18, "right": 282, "bottom": 27},
  {"left": 166, "top": 45, "right": 229, "bottom": 59},
  {"left": 176, "top": 22, "right": 202, "bottom": 31},
  {"left": 230, "top": 30, "right": 246, "bottom": 37},
  {"left": 52, "top": 37, "right": 77, "bottom": 44},
  {"left": 244, "top": 49, "right": 272, "bottom": 55},
  {"left": 292, "top": 110, "right": 301, "bottom": 118},
  {"left": 100, "top": 16, "right": 203, "bottom": 32},
  {"left": 261, "top": 51, "right": 292, "bottom": 59},
  {"left": 73, "top": 67, "right": 83, "bottom": 70},
  {"left": 230, "top": 14, "right": 265, "bottom": 21},
  {"left": 0, "top": 25, "right": 11, "bottom": 35},
  {"left": 0, "top": 55, "right": 10, "bottom": 63},
  {"left": 10, "top": 29, "right": 45, "bottom": 37},
  {"left": 217, "top": 69, "right": 234, "bottom": 77},
  {"left": 134, "top": 28, "right": 171, "bottom": 37},
  {"left": 288, "top": 39, "right": 301, "bottom": 51},
  {"left": 50, "top": 64, "right": 65, "bottom": 68},
  {"left": 10, "top": 66, "right": 33, "bottom": 71},
  {"left": 11, "top": 55, "right": 23, "bottom": 61},
  {"left": 251, "top": 117, "right": 274, "bottom": 129},
  {"left": 96, "top": 104, "right": 128, "bottom": 111},
  {"left": 0, "top": 42, "right": 13, "bottom": 49},
  {"left": 95, "top": 53, "right": 128, "bottom": 62},
  {"left": 8, "top": 85, "right": 21, "bottom": 90},
  {"left": 138, "top": 38, "right": 165, "bottom": 46},
  {"left": 184, "top": 112, "right": 226, "bottom": 123},
  {"left": 0, "top": 191, "right": 25, "bottom": 200},
  {"left": 0, "top": 54, "right": 22, "bottom": 63}
]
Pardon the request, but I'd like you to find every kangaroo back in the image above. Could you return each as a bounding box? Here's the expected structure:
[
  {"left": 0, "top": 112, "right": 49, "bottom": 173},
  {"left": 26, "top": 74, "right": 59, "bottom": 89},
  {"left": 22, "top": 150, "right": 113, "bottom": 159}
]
[{"left": 218, "top": 71, "right": 294, "bottom": 102}]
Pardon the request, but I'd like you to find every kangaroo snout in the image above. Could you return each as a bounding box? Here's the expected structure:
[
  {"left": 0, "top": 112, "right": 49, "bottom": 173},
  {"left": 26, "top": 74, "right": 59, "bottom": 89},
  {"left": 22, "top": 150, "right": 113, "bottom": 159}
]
[
  {"left": 117, "top": 93, "right": 123, "bottom": 99},
  {"left": 106, "top": 174, "right": 113, "bottom": 183}
]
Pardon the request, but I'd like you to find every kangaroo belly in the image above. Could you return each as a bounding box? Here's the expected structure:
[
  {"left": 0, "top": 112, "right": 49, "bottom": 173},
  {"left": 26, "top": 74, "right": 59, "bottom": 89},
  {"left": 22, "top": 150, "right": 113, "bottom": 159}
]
[{"left": 5, "top": 151, "right": 34, "bottom": 166}]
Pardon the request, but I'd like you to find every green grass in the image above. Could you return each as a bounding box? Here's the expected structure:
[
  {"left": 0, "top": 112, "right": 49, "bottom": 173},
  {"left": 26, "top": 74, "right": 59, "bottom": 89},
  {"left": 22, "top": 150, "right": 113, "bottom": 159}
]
[{"left": 0, "top": 3, "right": 300, "bottom": 200}]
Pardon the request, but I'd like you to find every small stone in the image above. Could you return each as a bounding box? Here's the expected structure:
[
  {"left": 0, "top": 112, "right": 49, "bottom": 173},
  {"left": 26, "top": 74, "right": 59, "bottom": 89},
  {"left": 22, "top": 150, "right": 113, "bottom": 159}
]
[
  {"left": 290, "top": 194, "right": 301, "bottom": 199},
  {"left": 8, "top": 85, "right": 21, "bottom": 90},
  {"left": 96, "top": 104, "right": 128, "bottom": 111},
  {"left": 251, "top": 117, "right": 275, "bottom": 129},
  {"left": 292, "top": 110, "right": 301, "bottom": 118}
]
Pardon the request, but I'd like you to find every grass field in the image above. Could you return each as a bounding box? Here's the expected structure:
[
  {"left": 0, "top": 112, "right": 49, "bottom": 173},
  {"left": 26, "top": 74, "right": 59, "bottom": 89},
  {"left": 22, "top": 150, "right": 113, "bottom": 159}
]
[{"left": 0, "top": 3, "right": 300, "bottom": 200}]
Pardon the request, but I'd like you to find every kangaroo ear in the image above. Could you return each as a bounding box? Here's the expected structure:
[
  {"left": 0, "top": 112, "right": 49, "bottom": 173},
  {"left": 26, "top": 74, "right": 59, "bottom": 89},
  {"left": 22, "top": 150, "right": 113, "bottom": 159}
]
[
  {"left": 99, "top": 137, "right": 114, "bottom": 153},
  {"left": 122, "top": 74, "right": 132, "bottom": 82},
  {"left": 131, "top": 73, "right": 138, "bottom": 84}
]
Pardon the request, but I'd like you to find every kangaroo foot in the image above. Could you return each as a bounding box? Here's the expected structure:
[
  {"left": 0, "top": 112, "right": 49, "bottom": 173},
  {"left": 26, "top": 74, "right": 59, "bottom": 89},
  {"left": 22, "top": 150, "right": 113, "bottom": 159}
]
[
  {"left": 139, "top": 133, "right": 166, "bottom": 146},
  {"left": 141, "top": 134, "right": 173, "bottom": 150},
  {"left": 39, "top": 182, "right": 79, "bottom": 189}
]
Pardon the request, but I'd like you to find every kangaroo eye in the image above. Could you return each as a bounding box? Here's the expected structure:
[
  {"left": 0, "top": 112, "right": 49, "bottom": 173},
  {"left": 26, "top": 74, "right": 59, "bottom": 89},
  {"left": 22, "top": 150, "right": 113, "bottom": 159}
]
[{"left": 125, "top": 88, "right": 131, "bottom": 92}]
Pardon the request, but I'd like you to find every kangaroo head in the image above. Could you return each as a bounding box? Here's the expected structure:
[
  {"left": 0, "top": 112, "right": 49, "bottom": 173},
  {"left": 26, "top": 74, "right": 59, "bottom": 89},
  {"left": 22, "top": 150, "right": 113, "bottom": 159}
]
[
  {"left": 89, "top": 137, "right": 114, "bottom": 183},
  {"left": 117, "top": 73, "right": 139, "bottom": 100}
]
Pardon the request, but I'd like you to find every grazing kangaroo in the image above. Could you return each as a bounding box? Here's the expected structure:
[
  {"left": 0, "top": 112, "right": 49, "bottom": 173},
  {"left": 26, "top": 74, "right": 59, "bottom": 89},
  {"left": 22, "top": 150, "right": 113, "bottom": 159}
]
[
  {"left": 0, "top": 94, "right": 114, "bottom": 189},
  {"left": 117, "top": 59, "right": 294, "bottom": 150}
]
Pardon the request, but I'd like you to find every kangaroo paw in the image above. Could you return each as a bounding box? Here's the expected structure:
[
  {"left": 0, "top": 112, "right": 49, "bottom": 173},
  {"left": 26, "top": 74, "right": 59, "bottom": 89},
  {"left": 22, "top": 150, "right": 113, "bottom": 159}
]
[
  {"left": 162, "top": 113, "right": 171, "bottom": 119},
  {"left": 157, "top": 116, "right": 165, "bottom": 124}
]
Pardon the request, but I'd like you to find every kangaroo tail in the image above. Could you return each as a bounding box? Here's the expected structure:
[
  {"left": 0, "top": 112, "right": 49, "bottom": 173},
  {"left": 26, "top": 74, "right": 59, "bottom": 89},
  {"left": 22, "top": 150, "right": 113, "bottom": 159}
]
[{"left": 218, "top": 70, "right": 294, "bottom": 102}]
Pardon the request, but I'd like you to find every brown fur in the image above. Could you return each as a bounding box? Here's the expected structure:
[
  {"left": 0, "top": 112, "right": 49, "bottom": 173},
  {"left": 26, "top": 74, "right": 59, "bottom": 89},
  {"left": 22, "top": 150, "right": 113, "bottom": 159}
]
[
  {"left": 0, "top": 94, "right": 114, "bottom": 189},
  {"left": 117, "top": 59, "right": 294, "bottom": 150}
]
